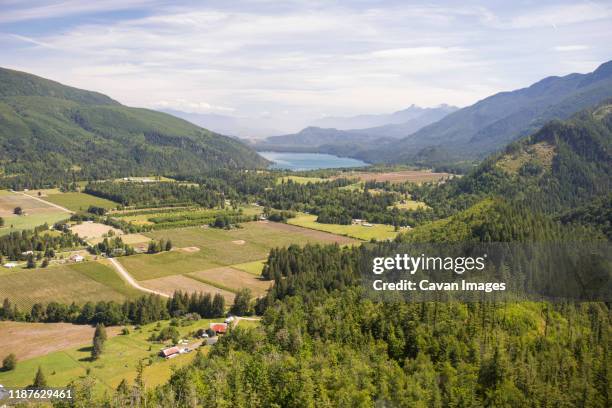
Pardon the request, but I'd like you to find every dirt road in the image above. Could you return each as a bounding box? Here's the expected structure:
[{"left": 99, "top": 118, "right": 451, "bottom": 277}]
[
  {"left": 108, "top": 257, "right": 170, "bottom": 298},
  {"left": 17, "top": 191, "right": 73, "bottom": 213}
]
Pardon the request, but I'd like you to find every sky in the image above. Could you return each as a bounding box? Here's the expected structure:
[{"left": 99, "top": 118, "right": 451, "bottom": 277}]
[{"left": 1, "top": 0, "right": 611, "bottom": 133}]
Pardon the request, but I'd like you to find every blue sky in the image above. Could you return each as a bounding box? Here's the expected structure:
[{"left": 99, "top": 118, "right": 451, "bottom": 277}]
[{"left": 1, "top": 0, "right": 611, "bottom": 132}]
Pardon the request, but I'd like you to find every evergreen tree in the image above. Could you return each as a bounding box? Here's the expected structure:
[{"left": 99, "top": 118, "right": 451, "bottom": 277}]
[
  {"left": 211, "top": 293, "right": 225, "bottom": 317},
  {"left": 91, "top": 323, "right": 107, "bottom": 360},
  {"left": 2, "top": 353, "right": 16, "bottom": 371},
  {"left": 32, "top": 366, "right": 47, "bottom": 388}
]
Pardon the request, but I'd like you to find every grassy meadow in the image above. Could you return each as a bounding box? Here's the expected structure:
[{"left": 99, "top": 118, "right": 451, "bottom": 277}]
[
  {"left": 0, "top": 262, "right": 143, "bottom": 308},
  {"left": 45, "top": 192, "right": 119, "bottom": 212},
  {"left": 0, "top": 318, "right": 232, "bottom": 394},
  {"left": 287, "top": 213, "right": 399, "bottom": 241}
]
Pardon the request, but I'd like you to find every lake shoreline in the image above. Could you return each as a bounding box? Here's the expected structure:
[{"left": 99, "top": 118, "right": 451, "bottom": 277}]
[{"left": 259, "top": 151, "right": 370, "bottom": 171}]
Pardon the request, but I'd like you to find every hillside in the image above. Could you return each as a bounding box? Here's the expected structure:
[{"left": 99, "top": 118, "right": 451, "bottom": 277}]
[
  {"left": 0, "top": 68, "right": 268, "bottom": 189},
  {"left": 255, "top": 104, "right": 457, "bottom": 155},
  {"left": 412, "top": 101, "right": 612, "bottom": 220},
  {"left": 362, "top": 60, "right": 612, "bottom": 165}
]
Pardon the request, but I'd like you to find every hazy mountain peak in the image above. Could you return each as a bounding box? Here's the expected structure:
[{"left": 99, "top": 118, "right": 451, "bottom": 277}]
[{"left": 312, "top": 104, "right": 458, "bottom": 130}]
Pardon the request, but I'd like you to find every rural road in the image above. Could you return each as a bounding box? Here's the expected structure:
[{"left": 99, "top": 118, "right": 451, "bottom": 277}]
[
  {"left": 17, "top": 191, "right": 74, "bottom": 214},
  {"left": 108, "top": 257, "right": 170, "bottom": 298}
]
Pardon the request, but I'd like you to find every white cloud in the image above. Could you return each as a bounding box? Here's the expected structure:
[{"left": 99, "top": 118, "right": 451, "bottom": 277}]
[
  {"left": 553, "top": 45, "right": 590, "bottom": 52},
  {"left": 1, "top": 1, "right": 610, "bottom": 132},
  {"left": 503, "top": 2, "right": 612, "bottom": 29}
]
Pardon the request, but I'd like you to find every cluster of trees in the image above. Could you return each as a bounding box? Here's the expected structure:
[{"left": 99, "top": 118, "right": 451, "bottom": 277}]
[
  {"left": 264, "top": 209, "right": 296, "bottom": 223},
  {"left": 166, "top": 291, "right": 225, "bottom": 318},
  {"left": 0, "top": 291, "right": 226, "bottom": 327},
  {"left": 211, "top": 214, "right": 240, "bottom": 229},
  {"left": 557, "top": 194, "right": 611, "bottom": 240},
  {"left": 147, "top": 239, "right": 172, "bottom": 254},
  {"left": 84, "top": 181, "right": 225, "bottom": 208},
  {"left": 0, "top": 224, "right": 84, "bottom": 261},
  {"left": 260, "top": 178, "right": 429, "bottom": 227},
  {"left": 174, "top": 169, "right": 277, "bottom": 205},
  {"left": 230, "top": 289, "right": 253, "bottom": 316},
  {"left": 88, "top": 236, "right": 135, "bottom": 257},
  {"left": 87, "top": 205, "right": 108, "bottom": 216},
  {"left": 316, "top": 206, "right": 352, "bottom": 224}
]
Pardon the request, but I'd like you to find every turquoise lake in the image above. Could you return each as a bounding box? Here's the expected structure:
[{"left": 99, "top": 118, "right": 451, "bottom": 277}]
[{"left": 259, "top": 151, "right": 368, "bottom": 171}]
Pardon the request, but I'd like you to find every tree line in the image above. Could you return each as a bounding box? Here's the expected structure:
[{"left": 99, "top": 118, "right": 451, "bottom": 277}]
[{"left": 0, "top": 290, "right": 226, "bottom": 327}]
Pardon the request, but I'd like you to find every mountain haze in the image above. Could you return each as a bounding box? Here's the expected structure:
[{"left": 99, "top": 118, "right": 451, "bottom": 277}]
[
  {"left": 255, "top": 104, "right": 458, "bottom": 155},
  {"left": 364, "top": 60, "right": 612, "bottom": 165},
  {"left": 311, "top": 104, "right": 457, "bottom": 130},
  {"left": 0, "top": 68, "right": 267, "bottom": 188},
  {"left": 160, "top": 109, "right": 285, "bottom": 139}
]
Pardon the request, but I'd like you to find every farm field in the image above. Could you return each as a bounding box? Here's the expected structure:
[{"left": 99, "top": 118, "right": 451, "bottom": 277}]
[
  {"left": 232, "top": 260, "right": 266, "bottom": 276},
  {"left": 0, "top": 318, "right": 228, "bottom": 394},
  {"left": 0, "top": 321, "right": 121, "bottom": 362},
  {"left": 288, "top": 213, "right": 399, "bottom": 241},
  {"left": 44, "top": 192, "right": 119, "bottom": 212},
  {"left": 392, "top": 198, "right": 429, "bottom": 210},
  {"left": 70, "top": 222, "right": 122, "bottom": 240},
  {"left": 140, "top": 274, "right": 235, "bottom": 302},
  {"left": 0, "top": 262, "right": 143, "bottom": 308},
  {"left": 120, "top": 221, "right": 355, "bottom": 281},
  {"left": 334, "top": 169, "right": 452, "bottom": 184},
  {"left": 114, "top": 205, "right": 260, "bottom": 230},
  {"left": 0, "top": 190, "right": 70, "bottom": 235},
  {"left": 0, "top": 212, "right": 71, "bottom": 236},
  {"left": 73, "top": 261, "right": 145, "bottom": 299},
  {"left": 277, "top": 175, "right": 328, "bottom": 184},
  {"left": 188, "top": 266, "right": 272, "bottom": 297}
]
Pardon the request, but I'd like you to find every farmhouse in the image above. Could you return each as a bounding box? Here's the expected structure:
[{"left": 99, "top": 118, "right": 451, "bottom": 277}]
[
  {"left": 210, "top": 323, "right": 228, "bottom": 334},
  {"left": 160, "top": 346, "right": 181, "bottom": 359},
  {"left": 70, "top": 254, "right": 84, "bottom": 262}
]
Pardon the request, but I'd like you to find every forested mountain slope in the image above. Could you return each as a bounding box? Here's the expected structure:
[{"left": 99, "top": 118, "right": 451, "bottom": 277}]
[
  {"left": 362, "top": 60, "right": 612, "bottom": 165},
  {"left": 0, "top": 68, "right": 267, "bottom": 189},
  {"left": 411, "top": 101, "right": 612, "bottom": 220}
]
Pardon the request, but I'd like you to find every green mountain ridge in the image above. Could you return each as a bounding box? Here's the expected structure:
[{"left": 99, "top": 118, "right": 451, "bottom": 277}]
[
  {"left": 0, "top": 67, "right": 268, "bottom": 188},
  {"left": 410, "top": 101, "right": 612, "bottom": 239}
]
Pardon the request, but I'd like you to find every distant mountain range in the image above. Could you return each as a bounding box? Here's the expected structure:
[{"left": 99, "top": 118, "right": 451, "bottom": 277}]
[
  {"left": 160, "top": 109, "right": 285, "bottom": 139},
  {"left": 255, "top": 60, "right": 612, "bottom": 168},
  {"left": 0, "top": 67, "right": 267, "bottom": 188},
  {"left": 254, "top": 104, "right": 458, "bottom": 154},
  {"left": 311, "top": 104, "right": 457, "bottom": 130},
  {"left": 361, "top": 60, "right": 612, "bottom": 165}
]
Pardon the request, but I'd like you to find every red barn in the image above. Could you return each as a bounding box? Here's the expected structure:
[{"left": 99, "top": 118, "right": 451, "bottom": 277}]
[{"left": 210, "top": 323, "right": 228, "bottom": 334}]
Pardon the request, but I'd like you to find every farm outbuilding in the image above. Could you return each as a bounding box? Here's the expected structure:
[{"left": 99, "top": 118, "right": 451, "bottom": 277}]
[
  {"left": 160, "top": 346, "right": 181, "bottom": 359},
  {"left": 210, "top": 323, "right": 228, "bottom": 334}
]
